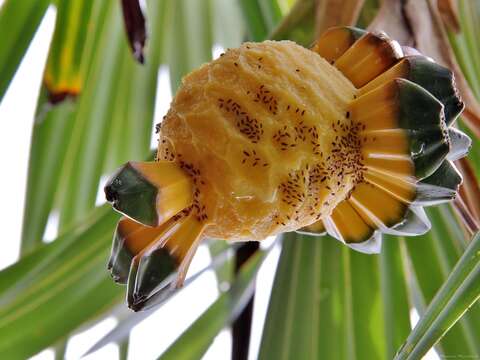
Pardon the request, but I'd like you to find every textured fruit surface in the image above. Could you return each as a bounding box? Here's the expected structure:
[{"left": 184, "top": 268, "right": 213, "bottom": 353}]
[{"left": 158, "top": 40, "right": 359, "bottom": 240}]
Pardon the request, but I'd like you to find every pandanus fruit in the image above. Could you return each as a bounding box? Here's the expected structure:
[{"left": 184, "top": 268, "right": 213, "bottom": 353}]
[{"left": 105, "top": 26, "right": 470, "bottom": 311}]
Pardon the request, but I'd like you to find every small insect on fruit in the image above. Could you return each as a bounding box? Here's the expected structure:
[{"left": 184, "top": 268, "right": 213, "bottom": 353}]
[{"left": 105, "top": 26, "right": 470, "bottom": 311}]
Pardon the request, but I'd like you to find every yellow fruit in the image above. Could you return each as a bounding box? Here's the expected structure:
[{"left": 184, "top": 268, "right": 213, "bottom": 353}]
[{"left": 158, "top": 40, "right": 359, "bottom": 240}]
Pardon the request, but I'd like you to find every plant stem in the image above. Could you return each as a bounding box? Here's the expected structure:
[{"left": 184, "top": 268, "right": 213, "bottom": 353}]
[{"left": 232, "top": 241, "right": 259, "bottom": 360}]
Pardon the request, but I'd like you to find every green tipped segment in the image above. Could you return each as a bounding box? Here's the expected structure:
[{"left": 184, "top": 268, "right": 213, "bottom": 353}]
[
  {"left": 126, "top": 262, "right": 139, "bottom": 310},
  {"left": 127, "top": 249, "right": 178, "bottom": 311},
  {"left": 108, "top": 217, "right": 168, "bottom": 284},
  {"left": 360, "top": 56, "right": 464, "bottom": 126},
  {"left": 415, "top": 161, "right": 463, "bottom": 206},
  {"left": 396, "top": 79, "right": 450, "bottom": 180},
  {"left": 123, "top": 213, "right": 205, "bottom": 311},
  {"left": 399, "top": 56, "right": 464, "bottom": 125},
  {"left": 105, "top": 162, "right": 158, "bottom": 226},
  {"left": 351, "top": 78, "right": 451, "bottom": 180},
  {"left": 316, "top": 27, "right": 469, "bottom": 252},
  {"left": 108, "top": 225, "right": 135, "bottom": 284},
  {"left": 104, "top": 161, "right": 193, "bottom": 227}
]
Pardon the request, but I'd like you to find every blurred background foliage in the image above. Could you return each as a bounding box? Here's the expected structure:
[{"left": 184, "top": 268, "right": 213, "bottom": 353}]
[{"left": 0, "top": 0, "right": 479, "bottom": 359}]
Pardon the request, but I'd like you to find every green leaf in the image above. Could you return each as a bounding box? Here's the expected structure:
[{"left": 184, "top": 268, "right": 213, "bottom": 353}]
[
  {"left": 258, "top": 0, "right": 283, "bottom": 32},
  {"left": 57, "top": 3, "right": 125, "bottom": 229},
  {"left": 104, "top": 0, "right": 168, "bottom": 172},
  {"left": 20, "top": 100, "right": 76, "bottom": 255},
  {"left": 259, "top": 232, "right": 386, "bottom": 360},
  {"left": 82, "top": 243, "right": 235, "bottom": 357},
  {"left": 2, "top": 206, "right": 111, "bottom": 300},
  {"left": 403, "top": 206, "right": 480, "bottom": 357},
  {"left": 237, "top": 0, "right": 269, "bottom": 41},
  {"left": 58, "top": 0, "right": 163, "bottom": 229},
  {"left": 211, "top": 0, "right": 245, "bottom": 49},
  {"left": 164, "top": 0, "right": 214, "bottom": 91},
  {"left": 342, "top": 243, "right": 385, "bottom": 359},
  {"left": 458, "top": 123, "right": 480, "bottom": 179},
  {"left": 0, "top": 0, "right": 50, "bottom": 102},
  {"left": 207, "top": 239, "right": 234, "bottom": 289},
  {"left": 43, "top": 0, "right": 95, "bottom": 98},
  {"left": 118, "top": 338, "right": 130, "bottom": 360},
  {"left": 395, "top": 232, "right": 480, "bottom": 360},
  {"left": 260, "top": 232, "right": 328, "bottom": 359},
  {"left": 20, "top": 1, "right": 112, "bottom": 255},
  {"left": 269, "top": 0, "right": 316, "bottom": 46},
  {"left": 0, "top": 206, "right": 123, "bottom": 359},
  {"left": 158, "top": 246, "right": 269, "bottom": 359},
  {"left": 380, "top": 236, "right": 411, "bottom": 359},
  {"left": 356, "top": 0, "right": 380, "bottom": 28}
]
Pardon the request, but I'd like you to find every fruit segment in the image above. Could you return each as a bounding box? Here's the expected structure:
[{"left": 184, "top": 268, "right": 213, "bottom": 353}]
[
  {"left": 311, "top": 26, "right": 366, "bottom": 63},
  {"left": 334, "top": 32, "right": 403, "bottom": 88},
  {"left": 327, "top": 200, "right": 374, "bottom": 243},
  {"left": 359, "top": 56, "right": 464, "bottom": 125},
  {"left": 349, "top": 182, "right": 408, "bottom": 229},
  {"left": 126, "top": 213, "right": 205, "bottom": 311},
  {"left": 108, "top": 217, "right": 177, "bottom": 284},
  {"left": 415, "top": 161, "right": 463, "bottom": 205},
  {"left": 104, "top": 161, "right": 193, "bottom": 227},
  {"left": 349, "top": 78, "right": 449, "bottom": 179}
]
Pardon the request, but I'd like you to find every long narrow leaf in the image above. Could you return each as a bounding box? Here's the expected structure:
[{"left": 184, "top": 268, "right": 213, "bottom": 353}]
[
  {"left": 158, "top": 246, "right": 269, "bottom": 359},
  {"left": 164, "top": 0, "right": 213, "bottom": 92},
  {"left": 395, "top": 232, "right": 480, "bottom": 360},
  {"left": 20, "top": 1, "right": 111, "bottom": 255},
  {"left": 0, "top": 0, "right": 49, "bottom": 102},
  {"left": 0, "top": 206, "right": 122, "bottom": 359},
  {"left": 58, "top": 4, "right": 125, "bottom": 229},
  {"left": 258, "top": 0, "right": 283, "bottom": 32},
  {"left": 237, "top": 0, "right": 269, "bottom": 41},
  {"left": 380, "top": 236, "right": 411, "bottom": 359},
  {"left": 342, "top": 243, "right": 385, "bottom": 359},
  {"left": 82, "top": 243, "right": 236, "bottom": 356},
  {"left": 211, "top": 0, "right": 245, "bottom": 49},
  {"left": 404, "top": 206, "right": 480, "bottom": 356},
  {"left": 43, "top": 0, "right": 95, "bottom": 100},
  {"left": 104, "top": 0, "right": 168, "bottom": 173},
  {"left": 259, "top": 233, "right": 386, "bottom": 360},
  {"left": 269, "top": 0, "right": 316, "bottom": 46},
  {"left": 59, "top": 0, "right": 164, "bottom": 230},
  {"left": 20, "top": 100, "right": 76, "bottom": 255},
  {"left": 2, "top": 206, "right": 111, "bottom": 300}
]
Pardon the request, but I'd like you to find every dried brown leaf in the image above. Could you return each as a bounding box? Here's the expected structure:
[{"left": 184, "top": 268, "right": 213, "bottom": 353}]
[
  {"left": 121, "top": 0, "right": 146, "bottom": 64},
  {"left": 368, "top": 0, "right": 413, "bottom": 45},
  {"left": 437, "top": 0, "right": 460, "bottom": 33},
  {"left": 315, "top": 0, "right": 365, "bottom": 37},
  {"left": 452, "top": 196, "right": 479, "bottom": 237},
  {"left": 456, "top": 158, "right": 480, "bottom": 222}
]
